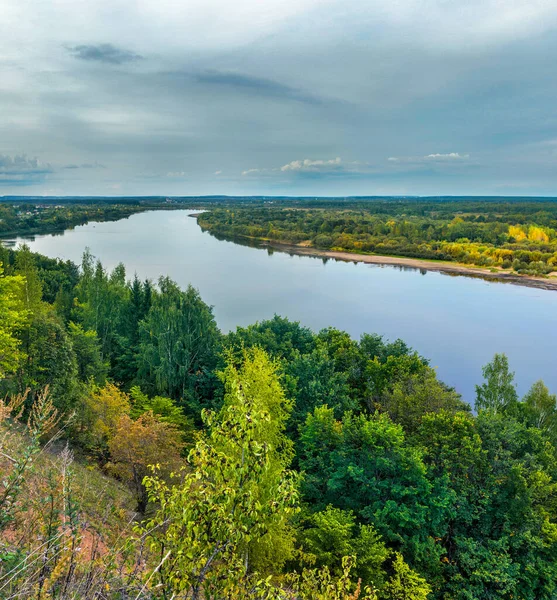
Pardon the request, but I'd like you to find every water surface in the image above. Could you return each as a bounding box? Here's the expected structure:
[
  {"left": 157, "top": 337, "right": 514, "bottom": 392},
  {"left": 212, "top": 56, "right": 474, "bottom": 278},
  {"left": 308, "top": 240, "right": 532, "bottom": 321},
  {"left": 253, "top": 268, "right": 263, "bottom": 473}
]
[{"left": 5, "top": 209, "right": 557, "bottom": 404}]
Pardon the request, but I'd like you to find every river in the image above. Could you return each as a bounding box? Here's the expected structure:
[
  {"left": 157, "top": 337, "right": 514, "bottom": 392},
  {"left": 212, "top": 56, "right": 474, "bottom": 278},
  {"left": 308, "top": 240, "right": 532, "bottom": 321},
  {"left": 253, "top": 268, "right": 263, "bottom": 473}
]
[{"left": 4, "top": 209, "right": 557, "bottom": 404}]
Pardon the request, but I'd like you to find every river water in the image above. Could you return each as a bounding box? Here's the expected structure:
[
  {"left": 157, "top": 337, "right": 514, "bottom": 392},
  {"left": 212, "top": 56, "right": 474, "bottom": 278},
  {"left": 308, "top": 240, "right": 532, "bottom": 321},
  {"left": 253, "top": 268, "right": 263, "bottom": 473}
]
[{"left": 5, "top": 209, "right": 557, "bottom": 404}]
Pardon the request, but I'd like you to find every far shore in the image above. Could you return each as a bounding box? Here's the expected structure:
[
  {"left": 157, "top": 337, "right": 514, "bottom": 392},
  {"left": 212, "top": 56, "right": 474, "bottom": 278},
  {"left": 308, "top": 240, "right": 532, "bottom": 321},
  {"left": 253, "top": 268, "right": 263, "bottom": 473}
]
[
  {"left": 192, "top": 217, "right": 557, "bottom": 292},
  {"left": 273, "top": 243, "right": 557, "bottom": 291}
]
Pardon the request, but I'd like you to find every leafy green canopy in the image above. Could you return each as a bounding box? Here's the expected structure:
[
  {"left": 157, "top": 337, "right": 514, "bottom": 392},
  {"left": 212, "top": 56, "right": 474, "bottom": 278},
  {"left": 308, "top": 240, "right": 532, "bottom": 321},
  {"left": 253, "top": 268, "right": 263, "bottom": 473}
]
[
  {"left": 0, "top": 266, "right": 27, "bottom": 379},
  {"left": 143, "top": 348, "right": 299, "bottom": 597}
]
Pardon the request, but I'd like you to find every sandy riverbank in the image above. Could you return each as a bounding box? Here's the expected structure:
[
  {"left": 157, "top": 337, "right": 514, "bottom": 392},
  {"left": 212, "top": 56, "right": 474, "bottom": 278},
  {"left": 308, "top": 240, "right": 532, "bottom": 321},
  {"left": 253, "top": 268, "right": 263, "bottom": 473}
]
[
  {"left": 266, "top": 242, "right": 557, "bottom": 291},
  {"left": 191, "top": 215, "right": 557, "bottom": 291}
]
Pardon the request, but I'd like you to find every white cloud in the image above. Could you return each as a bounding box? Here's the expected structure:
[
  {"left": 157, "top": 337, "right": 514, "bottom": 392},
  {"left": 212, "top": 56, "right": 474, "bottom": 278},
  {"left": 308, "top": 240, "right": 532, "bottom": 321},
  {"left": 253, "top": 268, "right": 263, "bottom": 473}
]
[
  {"left": 214, "top": 170, "right": 222, "bottom": 175},
  {"left": 388, "top": 152, "right": 470, "bottom": 164},
  {"left": 166, "top": 171, "right": 186, "bottom": 177},
  {"left": 425, "top": 152, "right": 469, "bottom": 160},
  {"left": 241, "top": 157, "right": 344, "bottom": 176},
  {"left": 241, "top": 156, "right": 385, "bottom": 178},
  {"left": 280, "top": 157, "right": 342, "bottom": 172}
]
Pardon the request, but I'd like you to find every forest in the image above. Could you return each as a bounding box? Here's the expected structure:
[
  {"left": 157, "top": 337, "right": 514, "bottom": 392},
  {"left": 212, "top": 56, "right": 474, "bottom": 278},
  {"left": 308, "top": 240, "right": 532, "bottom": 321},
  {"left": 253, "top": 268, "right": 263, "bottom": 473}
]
[
  {"left": 197, "top": 199, "right": 557, "bottom": 276},
  {"left": 0, "top": 201, "right": 184, "bottom": 238},
  {"left": 1, "top": 242, "right": 557, "bottom": 599}
]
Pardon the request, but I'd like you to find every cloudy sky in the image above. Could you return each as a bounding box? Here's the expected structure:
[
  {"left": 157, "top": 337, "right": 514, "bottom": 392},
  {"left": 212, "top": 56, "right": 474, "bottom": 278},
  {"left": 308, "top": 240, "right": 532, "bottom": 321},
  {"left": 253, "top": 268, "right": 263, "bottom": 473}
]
[{"left": 1, "top": 0, "right": 557, "bottom": 196}]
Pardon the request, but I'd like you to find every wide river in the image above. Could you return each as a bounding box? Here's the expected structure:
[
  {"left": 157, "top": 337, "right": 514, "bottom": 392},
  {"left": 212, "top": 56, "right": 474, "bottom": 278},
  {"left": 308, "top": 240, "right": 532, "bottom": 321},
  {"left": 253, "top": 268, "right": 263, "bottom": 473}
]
[{"left": 5, "top": 209, "right": 557, "bottom": 404}]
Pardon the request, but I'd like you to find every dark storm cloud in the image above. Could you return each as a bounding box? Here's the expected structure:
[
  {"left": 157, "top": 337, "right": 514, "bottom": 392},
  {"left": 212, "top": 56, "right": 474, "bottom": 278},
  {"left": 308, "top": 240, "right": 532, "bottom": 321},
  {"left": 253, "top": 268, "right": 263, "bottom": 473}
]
[{"left": 67, "top": 44, "right": 143, "bottom": 65}]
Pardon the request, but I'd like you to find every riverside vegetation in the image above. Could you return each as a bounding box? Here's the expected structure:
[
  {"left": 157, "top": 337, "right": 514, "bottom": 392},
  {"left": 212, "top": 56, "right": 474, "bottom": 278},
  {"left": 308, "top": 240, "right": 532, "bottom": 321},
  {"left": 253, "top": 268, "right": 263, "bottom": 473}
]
[
  {"left": 1, "top": 243, "right": 557, "bottom": 598},
  {"left": 197, "top": 198, "right": 557, "bottom": 277},
  {"left": 0, "top": 201, "right": 162, "bottom": 238}
]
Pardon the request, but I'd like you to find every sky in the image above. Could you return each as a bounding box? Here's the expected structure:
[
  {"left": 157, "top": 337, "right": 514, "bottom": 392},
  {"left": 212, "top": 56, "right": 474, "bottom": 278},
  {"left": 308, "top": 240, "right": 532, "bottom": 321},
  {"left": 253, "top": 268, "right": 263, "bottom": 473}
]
[{"left": 1, "top": 0, "right": 557, "bottom": 197}]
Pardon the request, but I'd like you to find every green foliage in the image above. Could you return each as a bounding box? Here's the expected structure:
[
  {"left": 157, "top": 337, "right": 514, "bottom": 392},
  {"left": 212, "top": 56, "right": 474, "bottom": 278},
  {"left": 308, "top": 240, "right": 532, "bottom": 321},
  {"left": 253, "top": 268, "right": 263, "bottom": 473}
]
[
  {"left": 285, "top": 556, "right": 378, "bottom": 600},
  {"left": 380, "top": 368, "right": 468, "bottom": 433},
  {"left": 138, "top": 277, "right": 221, "bottom": 406},
  {"left": 2, "top": 240, "right": 557, "bottom": 599},
  {"left": 475, "top": 353, "right": 518, "bottom": 414},
  {"left": 111, "top": 274, "right": 152, "bottom": 384},
  {"left": 21, "top": 309, "right": 80, "bottom": 414},
  {"left": 299, "top": 506, "right": 390, "bottom": 589},
  {"left": 225, "top": 315, "right": 316, "bottom": 362},
  {"left": 299, "top": 407, "right": 446, "bottom": 575},
  {"left": 218, "top": 348, "right": 297, "bottom": 572},
  {"left": 380, "top": 553, "right": 431, "bottom": 600},
  {"left": 198, "top": 201, "right": 557, "bottom": 274},
  {"left": 14, "top": 243, "right": 43, "bottom": 313},
  {"left": 142, "top": 348, "right": 299, "bottom": 596},
  {"left": 316, "top": 327, "right": 366, "bottom": 394},
  {"left": 67, "top": 321, "right": 108, "bottom": 384},
  {"left": 365, "top": 354, "right": 428, "bottom": 405},
  {"left": 0, "top": 266, "right": 27, "bottom": 378},
  {"left": 74, "top": 251, "right": 129, "bottom": 363},
  {"left": 283, "top": 345, "right": 357, "bottom": 432},
  {"left": 522, "top": 380, "right": 557, "bottom": 440},
  {"left": 416, "top": 408, "right": 557, "bottom": 599},
  {"left": 129, "top": 385, "right": 195, "bottom": 443}
]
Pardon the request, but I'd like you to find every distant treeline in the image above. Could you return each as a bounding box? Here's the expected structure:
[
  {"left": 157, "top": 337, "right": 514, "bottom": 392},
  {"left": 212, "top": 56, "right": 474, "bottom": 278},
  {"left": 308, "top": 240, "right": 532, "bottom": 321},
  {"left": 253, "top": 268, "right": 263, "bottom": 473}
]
[
  {"left": 0, "top": 202, "right": 176, "bottom": 237},
  {"left": 198, "top": 199, "right": 557, "bottom": 275},
  {"left": 3, "top": 194, "right": 556, "bottom": 206}
]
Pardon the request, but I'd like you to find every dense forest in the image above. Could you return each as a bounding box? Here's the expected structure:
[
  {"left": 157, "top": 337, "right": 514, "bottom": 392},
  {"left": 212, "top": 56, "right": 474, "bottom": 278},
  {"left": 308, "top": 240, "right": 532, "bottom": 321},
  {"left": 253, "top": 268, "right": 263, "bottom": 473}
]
[
  {"left": 197, "top": 199, "right": 557, "bottom": 276},
  {"left": 0, "top": 202, "right": 178, "bottom": 238},
  {"left": 1, "top": 242, "right": 557, "bottom": 598}
]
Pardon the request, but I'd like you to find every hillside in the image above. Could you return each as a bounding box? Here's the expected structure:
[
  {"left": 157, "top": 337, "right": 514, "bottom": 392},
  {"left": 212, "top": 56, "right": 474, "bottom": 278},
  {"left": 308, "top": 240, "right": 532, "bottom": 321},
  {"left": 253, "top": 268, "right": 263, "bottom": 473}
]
[{"left": 1, "top": 244, "right": 556, "bottom": 598}]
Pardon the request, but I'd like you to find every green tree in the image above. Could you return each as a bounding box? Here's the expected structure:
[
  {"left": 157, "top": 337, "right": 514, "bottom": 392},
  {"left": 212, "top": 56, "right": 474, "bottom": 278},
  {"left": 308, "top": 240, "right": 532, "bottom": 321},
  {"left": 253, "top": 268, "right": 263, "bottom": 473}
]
[
  {"left": 74, "top": 252, "right": 129, "bottom": 363},
  {"left": 129, "top": 385, "right": 195, "bottom": 443},
  {"left": 522, "top": 380, "right": 557, "bottom": 439},
  {"left": 138, "top": 277, "right": 220, "bottom": 406},
  {"left": 21, "top": 309, "right": 79, "bottom": 414},
  {"left": 67, "top": 322, "right": 108, "bottom": 385},
  {"left": 299, "top": 407, "right": 446, "bottom": 575},
  {"left": 225, "top": 315, "right": 316, "bottom": 362},
  {"left": 380, "top": 368, "right": 468, "bottom": 433},
  {"left": 475, "top": 353, "right": 518, "bottom": 414},
  {"left": 14, "top": 244, "right": 43, "bottom": 314},
  {"left": 300, "top": 506, "right": 390, "bottom": 589},
  {"left": 380, "top": 553, "right": 431, "bottom": 600},
  {"left": 316, "top": 327, "right": 366, "bottom": 395},
  {"left": 111, "top": 274, "right": 152, "bottom": 385},
  {"left": 217, "top": 348, "right": 297, "bottom": 573},
  {"left": 285, "top": 556, "right": 378, "bottom": 600},
  {"left": 417, "top": 408, "right": 557, "bottom": 599},
  {"left": 142, "top": 348, "right": 298, "bottom": 597},
  {"left": 0, "top": 266, "right": 27, "bottom": 379},
  {"left": 364, "top": 354, "right": 428, "bottom": 410},
  {"left": 283, "top": 346, "right": 357, "bottom": 435}
]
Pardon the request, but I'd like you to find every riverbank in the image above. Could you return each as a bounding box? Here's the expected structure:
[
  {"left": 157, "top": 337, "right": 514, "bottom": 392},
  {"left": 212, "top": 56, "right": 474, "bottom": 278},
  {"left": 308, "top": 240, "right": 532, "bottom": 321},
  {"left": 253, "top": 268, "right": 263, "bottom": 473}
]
[
  {"left": 265, "top": 241, "right": 557, "bottom": 291},
  {"left": 0, "top": 205, "right": 186, "bottom": 241},
  {"left": 192, "top": 215, "right": 557, "bottom": 291}
]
